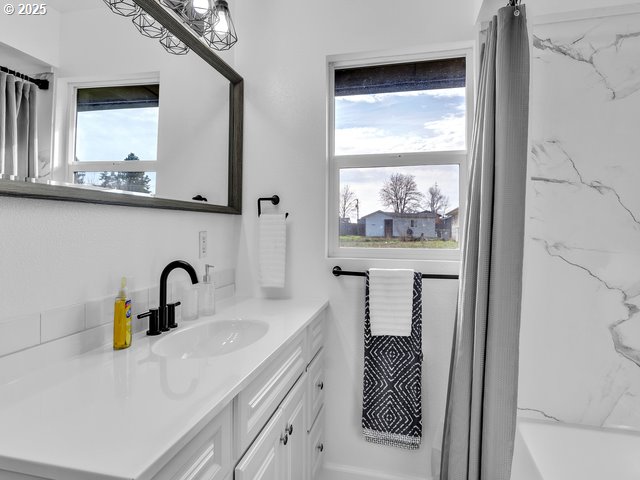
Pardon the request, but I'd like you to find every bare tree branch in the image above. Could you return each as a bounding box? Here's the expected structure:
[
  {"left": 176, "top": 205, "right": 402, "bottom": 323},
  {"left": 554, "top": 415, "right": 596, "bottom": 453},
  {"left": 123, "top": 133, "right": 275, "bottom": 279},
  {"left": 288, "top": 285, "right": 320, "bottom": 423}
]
[
  {"left": 426, "top": 182, "right": 449, "bottom": 216},
  {"left": 340, "top": 184, "right": 358, "bottom": 220},
  {"left": 379, "top": 173, "right": 424, "bottom": 213}
]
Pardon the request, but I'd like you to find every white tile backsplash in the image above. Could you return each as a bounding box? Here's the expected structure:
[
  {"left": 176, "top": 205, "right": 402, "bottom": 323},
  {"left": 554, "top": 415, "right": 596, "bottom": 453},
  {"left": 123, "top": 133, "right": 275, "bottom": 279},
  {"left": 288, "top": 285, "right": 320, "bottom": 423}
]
[
  {"left": 215, "top": 268, "right": 235, "bottom": 288},
  {"left": 0, "top": 269, "right": 235, "bottom": 361},
  {"left": 0, "top": 323, "right": 112, "bottom": 385},
  {"left": 216, "top": 284, "right": 235, "bottom": 302},
  {"left": 41, "top": 303, "right": 86, "bottom": 343},
  {"left": 85, "top": 296, "right": 113, "bottom": 329},
  {"left": 131, "top": 289, "right": 149, "bottom": 334},
  {"left": 148, "top": 285, "right": 160, "bottom": 308},
  {"left": 0, "top": 313, "right": 40, "bottom": 357}
]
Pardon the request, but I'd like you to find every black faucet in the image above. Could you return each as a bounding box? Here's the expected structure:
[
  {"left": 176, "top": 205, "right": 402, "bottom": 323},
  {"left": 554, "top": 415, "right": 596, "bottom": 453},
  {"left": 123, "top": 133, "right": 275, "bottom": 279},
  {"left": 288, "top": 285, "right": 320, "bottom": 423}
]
[{"left": 158, "top": 260, "right": 199, "bottom": 332}]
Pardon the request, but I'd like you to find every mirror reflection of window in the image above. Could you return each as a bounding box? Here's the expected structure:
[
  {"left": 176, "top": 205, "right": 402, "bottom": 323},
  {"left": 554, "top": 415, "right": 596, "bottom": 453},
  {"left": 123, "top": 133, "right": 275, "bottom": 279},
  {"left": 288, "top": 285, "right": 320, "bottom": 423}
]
[{"left": 73, "top": 84, "right": 160, "bottom": 194}]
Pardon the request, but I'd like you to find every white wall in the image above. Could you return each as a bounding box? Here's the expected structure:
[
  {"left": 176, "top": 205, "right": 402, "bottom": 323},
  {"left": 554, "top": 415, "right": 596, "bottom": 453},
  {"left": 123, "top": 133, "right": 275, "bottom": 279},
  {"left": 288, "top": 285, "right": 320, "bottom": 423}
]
[
  {"left": 0, "top": 7, "right": 61, "bottom": 67},
  {"left": 0, "top": 198, "right": 240, "bottom": 324},
  {"left": 233, "top": 1, "right": 475, "bottom": 478}
]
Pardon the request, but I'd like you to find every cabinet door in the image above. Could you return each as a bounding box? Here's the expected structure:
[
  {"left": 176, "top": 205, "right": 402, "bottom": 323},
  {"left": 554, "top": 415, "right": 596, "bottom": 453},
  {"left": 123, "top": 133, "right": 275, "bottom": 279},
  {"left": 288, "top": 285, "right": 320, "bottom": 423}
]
[
  {"left": 306, "top": 349, "right": 324, "bottom": 432},
  {"left": 235, "top": 409, "right": 285, "bottom": 480},
  {"left": 153, "top": 404, "right": 233, "bottom": 480},
  {"left": 235, "top": 333, "right": 306, "bottom": 454},
  {"left": 280, "top": 376, "right": 306, "bottom": 480},
  {"left": 308, "top": 407, "right": 325, "bottom": 480}
]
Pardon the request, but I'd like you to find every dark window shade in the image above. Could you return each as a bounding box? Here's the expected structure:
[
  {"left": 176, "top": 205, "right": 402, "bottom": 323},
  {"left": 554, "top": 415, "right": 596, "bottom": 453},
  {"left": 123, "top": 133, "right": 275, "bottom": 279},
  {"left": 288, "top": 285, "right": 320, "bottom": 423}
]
[
  {"left": 77, "top": 84, "right": 160, "bottom": 112},
  {"left": 335, "top": 57, "right": 465, "bottom": 96}
]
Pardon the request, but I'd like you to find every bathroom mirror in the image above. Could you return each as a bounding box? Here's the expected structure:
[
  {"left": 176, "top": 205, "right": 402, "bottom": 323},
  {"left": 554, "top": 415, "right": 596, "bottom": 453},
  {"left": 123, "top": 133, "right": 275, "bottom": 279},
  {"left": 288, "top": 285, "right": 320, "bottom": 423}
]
[{"left": 0, "top": 0, "right": 243, "bottom": 214}]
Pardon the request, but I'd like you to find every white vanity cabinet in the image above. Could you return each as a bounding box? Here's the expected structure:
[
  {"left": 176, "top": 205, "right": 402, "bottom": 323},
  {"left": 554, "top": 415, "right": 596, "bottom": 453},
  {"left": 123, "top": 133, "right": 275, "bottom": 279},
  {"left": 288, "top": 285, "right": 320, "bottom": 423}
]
[
  {"left": 152, "top": 404, "right": 233, "bottom": 480},
  {"left": 234, "top": 375, "right": 306, "bottom": 480},
  {"left": 0, "top": 300, "right": 327, "bottom": 480},
  {"left": 305, "top": 314, "right": 325, "bottom": 480},
  {"left": 235, "top": 311, "right": 325, "bottom": 480},
  {"left": 154, "top": 310, "right": 325, "bottom": 480}
]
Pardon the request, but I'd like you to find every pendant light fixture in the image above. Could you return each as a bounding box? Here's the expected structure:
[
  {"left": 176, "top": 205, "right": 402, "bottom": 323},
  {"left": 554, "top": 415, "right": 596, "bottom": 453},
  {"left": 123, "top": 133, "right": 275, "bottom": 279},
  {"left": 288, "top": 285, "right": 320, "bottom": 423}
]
[
  {"left": 161, "top": 0, "right": 184, "bottom": 9},
  {"left": 160, "top": 32, "right": 190, "bottom": 55},
  {"left": 181, "top": 0, "right": 211, "bottom": 36},
  {"left": 102, "top": 0, "right": 140, "bottom": 16},
  {"left": 132, "top": 10, "right": 166, "bottom": 38},
  {"left": 204, "top": 0, "right": 237, "bottom": 51},
  {"left": 188, "top": 0, "right": 212, "bottom": 16},
  {"left": 102, "top": 0, "right": 238, "bottom": 55}
]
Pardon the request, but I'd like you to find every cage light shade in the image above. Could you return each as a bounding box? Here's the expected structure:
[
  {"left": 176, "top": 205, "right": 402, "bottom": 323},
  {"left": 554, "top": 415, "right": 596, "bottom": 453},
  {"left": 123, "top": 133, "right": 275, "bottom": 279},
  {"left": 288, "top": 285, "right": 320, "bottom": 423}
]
[
  {"left": 160, "top": 32, "right": 190, "bottom": 55},
  {"left": 190, "top": 0, "right": 212, "bottom": 15},
  {"left": 132, "top": 12, "right": 166, "bottom": 38},
  {"left": 102, "top": 0, "right": 140, "bottom": 17},
  {"left": 161, "top": 0, "right": 186, "bottom": 9},
  {"left": 204, "top": 0, "right": 237, "bottom": 51}
]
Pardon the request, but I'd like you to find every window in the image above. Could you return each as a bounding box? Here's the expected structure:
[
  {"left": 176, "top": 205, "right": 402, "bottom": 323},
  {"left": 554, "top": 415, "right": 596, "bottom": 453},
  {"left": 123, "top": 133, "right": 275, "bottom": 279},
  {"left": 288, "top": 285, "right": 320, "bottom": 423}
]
[
  {"left": 70, "top": 83, "right": 160, "bottom": 194},
  {"left": 328, "top": 51, "right": 471, "bottom": 260}
]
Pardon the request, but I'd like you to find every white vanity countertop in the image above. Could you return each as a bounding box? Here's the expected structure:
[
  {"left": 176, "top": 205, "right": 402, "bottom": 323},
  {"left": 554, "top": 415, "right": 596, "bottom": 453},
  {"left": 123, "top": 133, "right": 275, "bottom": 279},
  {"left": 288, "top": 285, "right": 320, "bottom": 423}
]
[{"left": 0, "top": 297, "right": 328, "bottom": 480}]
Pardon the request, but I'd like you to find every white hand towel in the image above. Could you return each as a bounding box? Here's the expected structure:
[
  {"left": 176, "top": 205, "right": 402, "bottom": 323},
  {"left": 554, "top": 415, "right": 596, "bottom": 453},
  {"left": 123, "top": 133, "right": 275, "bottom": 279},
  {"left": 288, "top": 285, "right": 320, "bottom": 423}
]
[
  {"left": 259, "top": 214, "right": 287, "bottom": 288},
  {"left": 369, "top": 268, "right": 414, "bottom": 336}
]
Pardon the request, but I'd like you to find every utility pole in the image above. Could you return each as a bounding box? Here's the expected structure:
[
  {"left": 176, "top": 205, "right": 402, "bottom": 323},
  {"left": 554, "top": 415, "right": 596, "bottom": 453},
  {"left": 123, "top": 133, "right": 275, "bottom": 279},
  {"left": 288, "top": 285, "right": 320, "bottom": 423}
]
[{"left": 356, "top": 198, "right": 360, "bottom": 223}]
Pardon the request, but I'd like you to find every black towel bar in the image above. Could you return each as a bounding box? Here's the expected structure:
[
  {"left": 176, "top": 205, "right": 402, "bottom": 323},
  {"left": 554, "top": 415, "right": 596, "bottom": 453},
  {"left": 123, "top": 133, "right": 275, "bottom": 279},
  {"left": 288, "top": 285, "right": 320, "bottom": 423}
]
[{"left": 332, "top": 266, "right": 458, "bottom": 280}]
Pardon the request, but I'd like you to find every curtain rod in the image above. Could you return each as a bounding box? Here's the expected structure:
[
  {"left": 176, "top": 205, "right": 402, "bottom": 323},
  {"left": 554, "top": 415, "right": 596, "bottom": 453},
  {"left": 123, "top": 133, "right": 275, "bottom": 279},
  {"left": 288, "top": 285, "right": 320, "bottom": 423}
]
[
  {"left": 332, "top": 266, "right": 459, "bottom": 280},
  {"left": 0, "top": 65, "right": 49, "bottom": 90}
]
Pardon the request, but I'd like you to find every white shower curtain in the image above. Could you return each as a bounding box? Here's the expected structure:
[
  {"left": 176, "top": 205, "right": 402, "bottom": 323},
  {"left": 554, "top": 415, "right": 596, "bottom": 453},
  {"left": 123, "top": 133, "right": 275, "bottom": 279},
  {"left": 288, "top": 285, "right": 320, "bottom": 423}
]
[
  {"left": 440, "top": 4, "right": 530, "bottom": 480},
  {"left": 0, "top": 71, "right": 38, "bottom": 180}
]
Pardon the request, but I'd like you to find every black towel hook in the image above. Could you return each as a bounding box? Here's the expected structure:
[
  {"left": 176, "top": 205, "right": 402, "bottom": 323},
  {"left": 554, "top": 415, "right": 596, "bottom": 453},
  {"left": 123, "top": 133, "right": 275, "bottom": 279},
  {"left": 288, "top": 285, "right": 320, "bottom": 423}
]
[{"left": 257, "top": 195, "right": 289, "bottom": 218}]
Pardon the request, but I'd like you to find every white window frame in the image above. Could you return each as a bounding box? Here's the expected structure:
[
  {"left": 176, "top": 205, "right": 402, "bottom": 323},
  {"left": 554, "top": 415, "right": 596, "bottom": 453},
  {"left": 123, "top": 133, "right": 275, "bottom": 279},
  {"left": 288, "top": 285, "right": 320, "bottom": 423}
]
[
  {"left": 327, "top": 46, "right": 474, "bottom": 263},
  {"left": 61, "top": 73, "right": 160, "bottom": 187}
]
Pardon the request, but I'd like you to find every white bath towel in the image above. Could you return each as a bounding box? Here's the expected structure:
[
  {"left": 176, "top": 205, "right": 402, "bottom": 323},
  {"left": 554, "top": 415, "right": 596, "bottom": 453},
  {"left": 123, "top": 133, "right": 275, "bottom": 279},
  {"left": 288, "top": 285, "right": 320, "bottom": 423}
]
[
  {"left": 368, "top": 268, "right": 414, "bottom": 336},
  {"left": 259, "top": 214, "right": 287, "bottom": 288}
]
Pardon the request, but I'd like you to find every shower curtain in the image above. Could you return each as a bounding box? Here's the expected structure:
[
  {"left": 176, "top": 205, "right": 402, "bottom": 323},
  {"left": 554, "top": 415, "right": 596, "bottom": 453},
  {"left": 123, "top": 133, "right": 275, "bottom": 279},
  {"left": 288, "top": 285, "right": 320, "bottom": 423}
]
[
  {"left": 0, "top": 72, "right": 38, "bottom": 180},
  {"left": 440, "top": 5, "right": 529, "bottom": 480}
]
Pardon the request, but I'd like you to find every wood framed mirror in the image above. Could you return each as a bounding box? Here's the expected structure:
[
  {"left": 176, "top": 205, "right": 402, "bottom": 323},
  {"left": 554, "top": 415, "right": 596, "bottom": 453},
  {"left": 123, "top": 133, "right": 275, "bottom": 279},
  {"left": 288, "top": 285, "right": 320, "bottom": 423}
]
[{"left": 0, "top": 0, "right": 243, "bottom": 214}]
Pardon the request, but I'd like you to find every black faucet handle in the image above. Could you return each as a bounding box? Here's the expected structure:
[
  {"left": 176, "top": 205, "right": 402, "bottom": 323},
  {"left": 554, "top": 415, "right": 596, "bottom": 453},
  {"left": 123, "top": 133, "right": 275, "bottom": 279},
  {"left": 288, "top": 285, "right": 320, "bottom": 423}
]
[
  {"left": 138, "top": 308, "right": 161, "bottom": 336},
  {"left": 167, "top": 302, "right": 181, "bottom": 329}
]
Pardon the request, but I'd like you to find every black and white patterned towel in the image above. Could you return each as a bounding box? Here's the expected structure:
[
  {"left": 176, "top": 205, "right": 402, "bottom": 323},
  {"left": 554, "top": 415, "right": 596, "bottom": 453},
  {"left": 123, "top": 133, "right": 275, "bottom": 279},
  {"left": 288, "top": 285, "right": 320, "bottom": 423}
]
[{"left": 362, "top": 271, "right": 423, "bottom": 449}]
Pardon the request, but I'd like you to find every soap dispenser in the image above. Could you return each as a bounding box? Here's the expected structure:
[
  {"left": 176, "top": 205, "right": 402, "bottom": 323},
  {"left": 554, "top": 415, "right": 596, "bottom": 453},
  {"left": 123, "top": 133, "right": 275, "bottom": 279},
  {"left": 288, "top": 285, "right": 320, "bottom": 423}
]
[
  {"left": 199, "top": 264, "right": 216, "bottom": 317},
  {"left": 113, "top": 277, "right": 132, "bottom": 350}
]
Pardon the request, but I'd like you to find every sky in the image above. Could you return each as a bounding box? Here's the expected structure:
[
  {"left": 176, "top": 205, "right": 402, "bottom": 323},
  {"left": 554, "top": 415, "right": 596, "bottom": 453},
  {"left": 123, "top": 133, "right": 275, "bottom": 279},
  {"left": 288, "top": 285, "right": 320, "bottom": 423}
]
[
  {"left": 335, "top": 87, "right": 465, "bottom": 221},
  {"left": 75, "top": 107, "right": 159, "bottom": 162}
]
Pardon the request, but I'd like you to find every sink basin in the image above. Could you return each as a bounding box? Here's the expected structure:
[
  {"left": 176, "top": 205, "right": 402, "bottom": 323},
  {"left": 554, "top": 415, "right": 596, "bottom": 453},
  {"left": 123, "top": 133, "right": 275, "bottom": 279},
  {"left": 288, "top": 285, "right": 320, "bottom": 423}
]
[{"left": 153, "top": 319, "right": 269, "bottom": 359}]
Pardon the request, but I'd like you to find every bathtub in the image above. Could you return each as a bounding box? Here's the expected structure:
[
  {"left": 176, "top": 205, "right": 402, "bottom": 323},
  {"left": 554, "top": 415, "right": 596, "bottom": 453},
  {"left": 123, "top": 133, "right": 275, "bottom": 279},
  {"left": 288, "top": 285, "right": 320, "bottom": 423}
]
[{"left": 512, "top": 418, "right": 640, "bottom": 480}]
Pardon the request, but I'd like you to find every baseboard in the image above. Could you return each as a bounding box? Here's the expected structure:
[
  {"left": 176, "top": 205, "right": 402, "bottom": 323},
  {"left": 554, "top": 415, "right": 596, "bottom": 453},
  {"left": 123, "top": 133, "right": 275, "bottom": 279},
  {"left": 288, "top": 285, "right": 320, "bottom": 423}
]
[{"left": 322, "top": 462, "right": 432, "bottom": 480}]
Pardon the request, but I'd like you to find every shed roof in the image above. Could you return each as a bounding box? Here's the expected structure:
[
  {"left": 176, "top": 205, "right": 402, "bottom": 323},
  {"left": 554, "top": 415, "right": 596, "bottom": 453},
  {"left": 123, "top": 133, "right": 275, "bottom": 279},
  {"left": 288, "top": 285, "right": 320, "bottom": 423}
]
[{"left": 360, "top": 210, "right": 439, "bottom": 220}]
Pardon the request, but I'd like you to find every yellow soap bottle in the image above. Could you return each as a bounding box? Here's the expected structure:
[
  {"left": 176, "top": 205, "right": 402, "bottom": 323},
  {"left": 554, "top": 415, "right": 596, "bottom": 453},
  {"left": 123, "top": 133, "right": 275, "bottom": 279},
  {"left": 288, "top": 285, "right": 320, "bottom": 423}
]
[{"left": 113, "top": 277, "right": 132, "bottom": 350}]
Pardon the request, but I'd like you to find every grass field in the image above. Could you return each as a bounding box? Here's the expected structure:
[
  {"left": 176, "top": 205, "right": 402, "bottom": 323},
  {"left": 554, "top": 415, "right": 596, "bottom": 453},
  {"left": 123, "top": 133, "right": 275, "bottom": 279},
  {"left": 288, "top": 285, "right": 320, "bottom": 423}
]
[{"left": 339, "top": 236, "right": 459, "bottom": 249}]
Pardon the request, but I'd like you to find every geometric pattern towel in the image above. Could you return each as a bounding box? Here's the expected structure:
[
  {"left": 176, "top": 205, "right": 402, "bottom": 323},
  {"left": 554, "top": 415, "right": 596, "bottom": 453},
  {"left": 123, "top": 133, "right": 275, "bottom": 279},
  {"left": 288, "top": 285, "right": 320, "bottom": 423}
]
[{"left": 362, "top": 271, "right": 423, "bottom": 449}]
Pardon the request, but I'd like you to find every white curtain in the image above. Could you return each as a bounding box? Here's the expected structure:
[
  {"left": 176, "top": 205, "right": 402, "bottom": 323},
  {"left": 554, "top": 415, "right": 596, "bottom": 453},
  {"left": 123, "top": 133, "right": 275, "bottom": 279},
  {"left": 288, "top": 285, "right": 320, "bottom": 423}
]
[
  {"left": 440, "top": 4, "right": 530, "bottom": 480},
  {"left": 0, "top": 71, "right": 39, "bottom": 180}
]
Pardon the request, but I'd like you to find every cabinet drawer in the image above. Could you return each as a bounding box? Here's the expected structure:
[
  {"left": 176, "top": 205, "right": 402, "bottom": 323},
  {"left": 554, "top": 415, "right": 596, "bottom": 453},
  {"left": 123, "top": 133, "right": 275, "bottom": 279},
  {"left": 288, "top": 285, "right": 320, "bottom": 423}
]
[
  {"left": 307, "top": 312, "right": 324, "bottom": 364},
  {"left": 235, "top": 333, "right": 306, "bottom": 454},
  {"left": 306, "top": 348, "right": 324, "bottom": 431},
  {"left": 308, "top": 407, "right": 325, "bottom": 480},
  {"left": 154, "top": 403, "right": 232, "bottom": 480}
]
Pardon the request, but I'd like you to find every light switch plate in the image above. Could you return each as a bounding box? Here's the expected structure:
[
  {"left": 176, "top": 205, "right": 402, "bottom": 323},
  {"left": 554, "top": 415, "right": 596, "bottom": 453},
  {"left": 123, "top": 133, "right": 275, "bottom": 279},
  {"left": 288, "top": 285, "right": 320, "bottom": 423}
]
[{"left": 199, "top": 231, "right": 208, "bottom": 258}]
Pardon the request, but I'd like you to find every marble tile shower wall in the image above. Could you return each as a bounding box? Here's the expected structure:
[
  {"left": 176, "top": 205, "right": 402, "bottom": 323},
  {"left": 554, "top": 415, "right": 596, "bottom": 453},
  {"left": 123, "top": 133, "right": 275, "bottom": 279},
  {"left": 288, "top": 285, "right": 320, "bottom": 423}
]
[
  {"left": 0, "top": 269, "right": 235, "bottom": 359},
  {"left": 518, "top": 11, "right": 640, "bottom": 429}
]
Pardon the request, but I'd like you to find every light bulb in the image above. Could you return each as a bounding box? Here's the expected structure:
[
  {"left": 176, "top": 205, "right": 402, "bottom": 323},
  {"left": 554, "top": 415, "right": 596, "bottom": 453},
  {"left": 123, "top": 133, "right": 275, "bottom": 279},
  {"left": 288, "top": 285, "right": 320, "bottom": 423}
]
[
  {"left": 214, "top": 10, "right": 229, "bottom": 34},
  {"left": 192, "top": 0, "right": 209, "bottom": 15}
]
